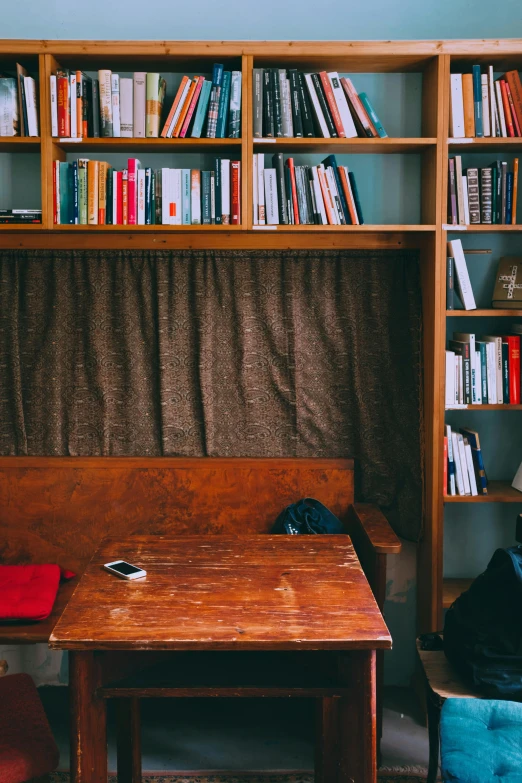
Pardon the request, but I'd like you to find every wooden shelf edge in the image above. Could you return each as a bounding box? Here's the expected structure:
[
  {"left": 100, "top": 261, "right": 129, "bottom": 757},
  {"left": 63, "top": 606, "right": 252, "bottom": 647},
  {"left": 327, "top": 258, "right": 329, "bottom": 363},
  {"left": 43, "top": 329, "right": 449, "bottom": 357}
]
[
  {"left": 444, "top": 481, "right": 522, "bottom": 503},
  {"left": 443, "top": 224, "right": 522, "bottom": 232},
  {"left": 446, "top": 310, "right": 522, "bottom": 316},
  {"left": 445, "top": 404, "right": 522, "bottom": 410}
]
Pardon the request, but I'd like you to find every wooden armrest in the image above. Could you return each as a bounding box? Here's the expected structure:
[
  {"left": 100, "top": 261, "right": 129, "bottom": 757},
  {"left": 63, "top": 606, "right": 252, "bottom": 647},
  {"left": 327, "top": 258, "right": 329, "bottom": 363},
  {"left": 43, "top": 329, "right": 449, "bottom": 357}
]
[{"left": 347, "top": 503, "right": 401, "bottom": 555}]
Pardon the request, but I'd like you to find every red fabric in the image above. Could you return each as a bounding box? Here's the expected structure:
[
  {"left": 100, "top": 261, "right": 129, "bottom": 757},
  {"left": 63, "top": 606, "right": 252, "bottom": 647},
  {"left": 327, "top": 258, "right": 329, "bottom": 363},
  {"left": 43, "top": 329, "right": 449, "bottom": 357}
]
[
  {"left": 0, "top": 565, "right": 64, "bottom": 621},
  {"left": 0, "top": 673, "right": 59, "bottom": 782}
]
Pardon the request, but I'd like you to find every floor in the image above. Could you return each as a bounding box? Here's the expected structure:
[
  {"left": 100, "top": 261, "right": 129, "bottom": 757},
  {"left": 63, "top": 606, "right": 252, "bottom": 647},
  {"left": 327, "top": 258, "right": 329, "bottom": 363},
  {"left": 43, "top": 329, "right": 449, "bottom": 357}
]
[{"left": 40, "top": 686, "right": 430, "bottom": 773}]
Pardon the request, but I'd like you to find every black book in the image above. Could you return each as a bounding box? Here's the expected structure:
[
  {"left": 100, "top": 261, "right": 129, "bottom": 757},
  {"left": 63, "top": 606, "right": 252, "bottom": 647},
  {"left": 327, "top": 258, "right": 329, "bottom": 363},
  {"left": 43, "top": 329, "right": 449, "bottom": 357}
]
[
  {"left": 348, "top": 171, "right": 364, "bottom": 224},
  {"left": 202, "top": 170, "right": 212, "bottom": 224},
  {"left": 91, "top": 79, "right": 100, "bottom": 138},
  {"left": 310, "top": 73, "right": 337, "bottom": 137},
  {"left": 307, "top": 167, "right": 321, "bottom": 224},
  {"left": 303, "top": 165, "right": 316, "bottom": 224},
  {"left": 288, "top": 69, "right": 303, "bottom": 137},
  {"left": 271, "top": 69, "right": 283, "bottom": 137},
  {"left": 296, "top": 72, "right": 315, "bottom": 137},
  {"left": 82, "top": 75, "right": 93, "bottom": 137},
  {"left": 19, "top": 77, "right": 29, "bottom": 138},
  {"left": 296, "top": 166, "right": 311, "bottom": 224},
  {"left": 262, "top": 70, "right": 274, "bottom": 137},
  {"left": 214, "top": 158, "right": 222, "bottom": 225},
  {"left": 272, "top": 152, "right": 288, "bottom": 225},
  {"left": 144, "top": 168, "right": 152, "bottom": 225}
]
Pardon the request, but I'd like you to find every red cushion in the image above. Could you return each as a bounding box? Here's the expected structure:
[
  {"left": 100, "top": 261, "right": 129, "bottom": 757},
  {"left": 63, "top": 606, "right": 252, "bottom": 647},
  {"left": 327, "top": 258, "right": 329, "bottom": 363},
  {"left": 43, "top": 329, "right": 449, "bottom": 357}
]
[
  {"left": 0, "top": 673, "right": 59, "bottom": 782},
  {"left": 0, "top": 565, "right": 62, "bottom": 621}
]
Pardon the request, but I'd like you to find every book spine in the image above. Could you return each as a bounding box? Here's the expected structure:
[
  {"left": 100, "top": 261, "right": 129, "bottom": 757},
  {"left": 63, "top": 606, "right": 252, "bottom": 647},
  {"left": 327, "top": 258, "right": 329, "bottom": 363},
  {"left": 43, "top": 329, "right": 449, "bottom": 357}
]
[
  {"left": 502, "top": 341, "right": 510, "bottom": 404},
  {"left": 462, "top": 74, "right": 475, "bottom": 137},
  {"left": 480, "top": 167, "right": 492, "bottom": 223},
  {"left": 57, "top": 75, "right": 70, "bottom": 137},
  {"left": 210, "top": 170, "right": 215, "bottom": 223},
  {"left": 201, "top": 170, "right": 211, "bottom": 224},
  {"left": 448, "top": 238, "right": 476, "bottom": 310},
  {"left": 91, "top": 79, "right": 100, "bottom": 138},
  {"left": 252, "top": 69, "right": 264, "bottom": 138},
  {"left": 500, "top": 80, "right": 515, "bottom": 137},
  {"left": 328, "top": 72, "right": 358, "bottom": 139},
  {"left": 50, "top": 75, "right": 58, "bottom": 136},
  {"left": 69, "top": 73, "right": 77, "bottom": 138},
  {"left": 448, "top": 158, "right": 457, "bottom": 224},
  {"left": 272, "top": 152, "right": 288, "bottom": 224},
  {"left": 145, "top": 73, "right": 161, "bottom": 138},
  {"left": 144, "top": 168, "right": 151, "bottom": 225},
  {"left": 216, "top": 71, "right": 231, "bottom": 139},
  {"left": 495, "top": 80, "right": 507, "bottom": 137},
  {"left": 221, "top": 159, "right": 230, "bottom": 224},
  {"left": 447, "top": 256, "right": 454, "bottom": 310},
  {"left": 206, "top": 63, "right": 224, "bottom": 139},
  {"left": 340, "top": 77, "right": 375, "bottom": 137},
  {"left": 256, "top": 153, "right": 265, "bottom": 225},
  {"left": 506, "top": 70, "right": 522, "bottom": 134},
  {"left": 228, "top": 71, "right": 242, "bottom": 139},
  {"left": 190, "top": 170, "right": 201, "bottom": 224},
  {"left": 479, "top": 343, "right": 488, "bottom": 402},
  {"left": 513, "top": 158, "right": 519, "bottom": 224},
  {"left": 286, "top": 158, "right": 299, "bottom": 224},
  {"left": 133, "top": 72, "right": 146, "bottom": 138},
  {"left": 296, "top": 72, "right": 315, "bottom": 137},
  {"left": 358, "top": 92, "right": 388, "bottom": 138},
  {"left": 271, "top": 69, "right": 283, "bottom": 137},
  {"left": 472, "top": 65, "right": 483, "bottom": 137},
  {"left": 119, "top": 78, "right": 133, "bottom": 137},
  {"left": 172, "top": 78, "right": 197, "bottom": 138},
  {"left": 347, "top": 171, "right": 364, "bottom": 224},
  {"left": 213, "top": 159, "right": 222, "bottom": 225},
  {"left": 455, "top": 156, "right": 465, "bottom": 225},
  {"left": 449, "top": 74, "right": 465, "bottom": 138},
  {"left": 462, "top": 175, "right": 470, "bottom": 224},
  {"left": 481, "top": 74, "right": 490, "bottom": 136},
  {"left": 264, "top": 168, "right": 279, "bottom": 224},
  {"left": 190, "top": 80, "right": 212, "bottom": 139},
  {"left": 53, "top": 160, "right": 58, "bottom": 223},
  {"left": 182, "top": 169, "right": 191, "bottom": 225},
  {"left": 231, "top": 160, "right": 240, "bottom": 225},
  {"left": 339, "top": 166, "right": 359, "bottom": 224},
  {"left": 280, "top": 72, "right": 293, "bottom": 138},
  {"left": 506, "top": 172, "right": 514, "bottom": 224},
  {"left": 466, "top": 167, "right": 480, "bottom": 224},
  {"left": 122, "top": 169, "right": 128, "bottom": 225},
  {"left": 98, "top": 69, "right": 113, "bottom": 137},
  {"left": 98, "top": 161, "right": 107, "bottom": 225},
  {"left": 310, "top": 73, "right": 336, "bottom": 137},
  {"left": 322, "top": 155, "right": 350, "bottom": 223},
  {"left": 288, "top": 70, "right": 303, "bottom": 137},
  {"left": 171, "top": 169, "right": 182, "bottom": 225},
  {"left": 505, "top": 81, "right": 522, "bottom": 136},
  {"left": 87, "top": 160, "right": 99, "bottom": 224},
  {"left": 137, "top": 168, "right": 145, "bottom": 225},
  {"left": 127, "top": 159, "right": 140, "bottom": 225},
  {"left": 111, "top": 74, "right": 121, "bottom": 137},
  {"left": 115, "top": 171, "right": 122, "bottom": 224},
  {"left": 508, "top": 336, "right": 521, "bottom": 405},
  {"left": 319, "top": 71, "right": 345, "bottom": 137},
  {"left": 501, "top": 162, "right": 508, "bottom": 223}
]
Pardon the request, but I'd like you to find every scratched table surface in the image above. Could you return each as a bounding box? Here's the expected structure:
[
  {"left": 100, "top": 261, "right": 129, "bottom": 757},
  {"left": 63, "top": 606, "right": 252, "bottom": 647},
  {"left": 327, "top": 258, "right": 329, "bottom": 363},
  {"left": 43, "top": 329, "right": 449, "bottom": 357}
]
[{"left": 50, "top": 535, "right": 391, "bottom": 651}]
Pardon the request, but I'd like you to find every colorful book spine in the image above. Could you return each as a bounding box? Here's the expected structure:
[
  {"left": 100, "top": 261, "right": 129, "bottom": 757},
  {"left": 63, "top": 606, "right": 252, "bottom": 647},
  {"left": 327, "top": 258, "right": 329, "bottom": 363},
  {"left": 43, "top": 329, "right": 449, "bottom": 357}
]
[
  {"left": 228, "top": 70, "right": 242, "bottom": 138},
  {"left": 216, "top": 70, "right": 231, "bottom": 139},
  {"left": 472, "top": 65, "right": 483, "bottom": 137},
  {"left": 190, "top": 79, "right": 212, "bottom": 138},
  {"left": 206, "top": 63, "right": 224, "bottom": 138},
  {"left": 358, "top": 93, "right": 388, "bottom": 138},
  {"left": 231, "top": 160, "right": 241, "bottom": 225}
]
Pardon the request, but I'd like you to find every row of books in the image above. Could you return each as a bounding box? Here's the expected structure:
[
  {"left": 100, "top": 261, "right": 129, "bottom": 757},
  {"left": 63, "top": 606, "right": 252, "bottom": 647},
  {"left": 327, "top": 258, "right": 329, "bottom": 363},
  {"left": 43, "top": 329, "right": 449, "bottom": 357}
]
[
  {"left": 252, "top": 69, "right": 387, "bottom": 140},
  {"left": 0, "top": 64, "right": 39, "bottom": 136},
  {"left": 450, "top": 67, "right": 522, "bottom": 138},
  {"left": 0, "top": 209, "right": 42, "bottom": 224},
  {"left": 253, "top": 153, "right": 363, "bottom": 226},
  {"left": 53, "top": 157, "right": 241, "bottom": 226},
  {"left": 448, "top": 252, "right": 522, "bottom": 311},
  {"left": 445, "top": 330, "right": 521, "bottom": 406},
  {"left": 444, "top": 425, "right": 487, "bottom": 496},
  {"left": 51, "top": 65, "right": 241, "bottom": 140},
  {"left": 448, "top": 156, "right": 519, "bottom": 226}
]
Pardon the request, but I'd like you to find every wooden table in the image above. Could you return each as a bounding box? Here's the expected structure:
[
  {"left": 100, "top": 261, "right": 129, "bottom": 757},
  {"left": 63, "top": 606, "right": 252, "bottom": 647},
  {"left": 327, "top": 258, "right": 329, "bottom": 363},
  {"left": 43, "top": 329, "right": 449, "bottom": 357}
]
[{"left": 50, "top": 535, "right": 392, "bottom": 783}]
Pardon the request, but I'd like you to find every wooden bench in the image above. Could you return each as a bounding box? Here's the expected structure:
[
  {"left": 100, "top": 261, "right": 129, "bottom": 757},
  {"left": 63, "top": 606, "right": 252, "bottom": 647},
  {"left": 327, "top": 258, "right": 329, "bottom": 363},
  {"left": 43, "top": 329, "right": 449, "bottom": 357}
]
[{"left": 0, "top": 456, "right": 401, "bottom": 778}]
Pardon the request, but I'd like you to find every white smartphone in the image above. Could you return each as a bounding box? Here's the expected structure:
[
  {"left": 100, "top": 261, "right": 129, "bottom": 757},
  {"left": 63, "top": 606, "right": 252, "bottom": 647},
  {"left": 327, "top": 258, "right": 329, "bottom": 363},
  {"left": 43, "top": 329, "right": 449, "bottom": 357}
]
[{"left": 103, "top": 560, "right": 147, "bottom": 580}]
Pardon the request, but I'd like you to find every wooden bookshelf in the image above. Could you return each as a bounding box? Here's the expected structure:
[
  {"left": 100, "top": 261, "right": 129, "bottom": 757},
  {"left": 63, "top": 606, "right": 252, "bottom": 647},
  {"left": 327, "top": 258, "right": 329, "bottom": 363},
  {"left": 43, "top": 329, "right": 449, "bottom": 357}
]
[
  {"left": 445, "top": 404, "right": 522, "bottom": 410},
  {"left": 444, "top": 481, "right": 522, "bottom": 502},
  {"left": 1, "top": 38, "right": 522, "bottom": 635}
]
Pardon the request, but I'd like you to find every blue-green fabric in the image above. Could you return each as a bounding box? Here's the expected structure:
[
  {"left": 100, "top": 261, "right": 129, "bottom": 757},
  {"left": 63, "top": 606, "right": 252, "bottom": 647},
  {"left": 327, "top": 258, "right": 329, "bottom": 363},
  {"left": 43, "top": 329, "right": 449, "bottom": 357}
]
[{"left": 440, "top": 698, "right": 522, "bottom": 782}]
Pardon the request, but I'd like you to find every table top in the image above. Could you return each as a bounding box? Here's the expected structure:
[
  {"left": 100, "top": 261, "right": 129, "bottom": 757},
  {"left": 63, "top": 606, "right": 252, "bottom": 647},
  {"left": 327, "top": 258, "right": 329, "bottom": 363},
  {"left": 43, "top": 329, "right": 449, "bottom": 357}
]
[{"left": 50, "top": 535, "right": 391, "bottom": 651}]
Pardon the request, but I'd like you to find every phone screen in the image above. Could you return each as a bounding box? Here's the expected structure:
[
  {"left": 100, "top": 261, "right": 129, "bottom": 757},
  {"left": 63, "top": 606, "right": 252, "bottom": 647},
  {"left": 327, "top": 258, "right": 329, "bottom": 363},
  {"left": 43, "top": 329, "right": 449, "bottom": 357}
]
[{"left": 110, "top": 561, "right": 142, "bottom": 575}]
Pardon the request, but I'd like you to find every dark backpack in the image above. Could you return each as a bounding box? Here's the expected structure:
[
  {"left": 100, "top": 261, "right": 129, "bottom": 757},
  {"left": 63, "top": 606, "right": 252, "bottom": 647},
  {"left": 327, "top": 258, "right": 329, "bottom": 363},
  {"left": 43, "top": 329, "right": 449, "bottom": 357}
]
[
  {"left": 443, "top": 546, "right": 522, "bottom": 699},
  {"left": 271, "top": 498, "right": 344, "bottom": 535}
]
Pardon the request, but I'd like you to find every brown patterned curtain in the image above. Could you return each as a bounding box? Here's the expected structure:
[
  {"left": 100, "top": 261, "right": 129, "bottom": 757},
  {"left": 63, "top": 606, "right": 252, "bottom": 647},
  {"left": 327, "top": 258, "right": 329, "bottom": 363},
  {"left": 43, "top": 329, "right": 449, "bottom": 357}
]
[{"left": 0, "top": 249, "right": 423, "bottom": 540}]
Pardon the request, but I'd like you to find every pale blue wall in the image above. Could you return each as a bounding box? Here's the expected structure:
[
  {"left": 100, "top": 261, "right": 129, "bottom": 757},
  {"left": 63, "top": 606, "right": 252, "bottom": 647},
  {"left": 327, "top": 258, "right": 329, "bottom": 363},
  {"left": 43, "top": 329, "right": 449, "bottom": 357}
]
[{"left": 1, "top": 0, "right": 521, "bottom": 40}]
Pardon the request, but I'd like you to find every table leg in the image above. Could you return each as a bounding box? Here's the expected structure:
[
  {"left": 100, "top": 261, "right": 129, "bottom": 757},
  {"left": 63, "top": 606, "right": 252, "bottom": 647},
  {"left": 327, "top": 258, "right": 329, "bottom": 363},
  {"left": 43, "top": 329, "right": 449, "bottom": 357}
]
[
  {"left": 69, "top": 651, "right": 108, "bottom": 783},
  {"left": 315, "top": 697, "right": 340, "bottom": 783},
  {"left": 116, "top": 697, "right": 142, "bottom": 783},
  {"left": 337, "top": 650, "right": 377, "bottom": 783}
]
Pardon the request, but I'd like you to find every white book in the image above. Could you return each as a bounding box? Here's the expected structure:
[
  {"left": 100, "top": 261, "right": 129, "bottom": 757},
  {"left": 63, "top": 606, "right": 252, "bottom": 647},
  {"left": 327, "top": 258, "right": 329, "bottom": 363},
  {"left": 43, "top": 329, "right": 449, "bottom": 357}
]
[
  {"left": 457, "top": 434, "right": 471, "bottom": 494},
  {"left": 328, "top": 72, "right": 358, "bottom": 138},
  {"left": 446, "top": 425, "right": 457, "bottom": 496},
  {"left": 457, "top": 355, "right": 463, "bottom": 403},
  {"left": 451, "top": 431, "right": 466, "bottom": 495},
  {"left": 252, "top": 154, "right": 258, "bottom": 225},
  {"left": 445, "top": 350, "right": 456, "bottom": 406},
  {"left": 173, "top": 169, "right": 182, "bottom": 225},
  {"left": 23, "top": 76, "right": 39, "bottom": 137},
  {"left": 489, "top": 65, "right": 499, "bottom": 137},
  {"left": 319, "top": 163, "right": 338, "bottom": 225},
  {"left": 112, "top": 170, "right": 118, "bottom": 225},
  {"left": 50, "top": 75, "right": 58, "bottom": 137},
  {"left": 137, "top": 169, "right": 145, "bottom": 225},
  {"left": 475, "top": 350, "right": 482, "bottom": 404},
  {"left": 256, "top": 153, "right": 265, "bottom": 225},
  {"left": 495, "top": 80, "right": 507, "bottom": 137},
  {"left": 161, "top": 168, "right": 170, "bottom": 225},
  {"left": 120, "top": 78, "right": 134, "bottom": 137},
  {"left": 70, "top": 72, "right": 77, "bottom": 138},
  {"left": 191, "top": 170, "right": 201, "bottom": 225},
  {"left": 448, "top": 239, "right": 476, "bottom": 310},
  {"left": 304, "top": 73, "right": 330, "bottom": 138},
  {"left": 484, "top": 336, "right": 503, "bottom": 404},
  {"left": 111, "top": 74, "right": 121, "bottom": 137},
  {"left": 450, "top": 74, "right": 465, "bottom": 138},
  {"left": 284, "top": 78, "right": 294, "bottom": 137},
  {"left": 455, "top": 156, "right": 465, "bottom": 225},
  {"left": 166, "top": 80, "right": 191, "bottom": 138},
  {"left": 264, "top": 168, "right": 279, "bottom": 225},
  {"left": 464, "top": 442, "right": 479, "bottom": 495},
  {"left": 486, "top": 341, "right": 497, "bottom": 404},
  {"left": 481, "top": 75, "right": 490, "bottom": 137},
  {"left": 221, "top": 159, "right": 231, "bottom": 223},
  {"left": 98, "top": 69, "right": 113, "bottom": 137},
  {"left": 312, "top": 167, "right": 327, "bottom": 224},
  {"left": 461, "top": 176, "right": 470, "bottom": 225},
  {"left": 133, "top": 72, "right": 146, "bottom": 138},
  {"left": 278, "top": 71, "right": 293, "bottom": 137},
  {"left": 325, "top": 167, "right": 342, "bottom": 224}
]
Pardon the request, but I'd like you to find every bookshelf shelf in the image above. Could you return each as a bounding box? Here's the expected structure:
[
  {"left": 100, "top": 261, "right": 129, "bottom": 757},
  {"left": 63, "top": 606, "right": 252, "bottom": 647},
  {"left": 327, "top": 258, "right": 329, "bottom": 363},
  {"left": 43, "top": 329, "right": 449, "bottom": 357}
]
[
  {"left": 51, "top": 224, "right": 244, "bottom": 232},
  {"left": 444, "top": 481, "right": 522, "bottom": 503},
  {"left": 0, "top": 137, "right": 40, "bottom": 152},
  {"left": 251, "top": 224, "right": 436, "bottom": 232},
  {"left": 446, "top": 309, "right": 522, "bottom": 316},
  {"left": 53, "top": 138, "right": 242, "bottom": 152},
  {"left": 252, "top": 138, "right": 437, "bottom": 153},
  {"left": 448, "top": 137, "right": 522, "bottom": 151},
  {"left": 443, "top": 578, "right": 473, "bottom": 608},
  {"left": 444, "top": 225, "right": 522, "bottom": 232},
  {"left": 445, "top": 404, "right": 522, "bottom": 410}
]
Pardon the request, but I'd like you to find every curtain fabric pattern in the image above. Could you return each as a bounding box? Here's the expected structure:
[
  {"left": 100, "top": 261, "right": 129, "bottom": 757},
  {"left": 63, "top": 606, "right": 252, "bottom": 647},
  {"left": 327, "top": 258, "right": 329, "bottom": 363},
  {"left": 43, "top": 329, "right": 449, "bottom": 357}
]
[{"left": 0, "top": 249, "right": 423, "bottom": 540}]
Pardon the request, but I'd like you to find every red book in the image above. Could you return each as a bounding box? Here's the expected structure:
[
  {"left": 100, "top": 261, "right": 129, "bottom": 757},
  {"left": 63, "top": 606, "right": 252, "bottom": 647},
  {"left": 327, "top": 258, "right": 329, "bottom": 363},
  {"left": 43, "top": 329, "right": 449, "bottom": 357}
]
[
  {"left": 231, "top": 160, "right": 241, "bottom": 225},
  {"left": 319, "top": 71, "right": 345, "bottom": 137},
  {"left": 500, "top": 80, "right": 515, "bottom": 137},
  {"left": 127, "top": 158, "right": 140, "bottom": 225},
  {"left": 285, "top": 158, "right": 300, "bottom": 224},
  {"left": 57, "top": 75, "right": 70, "bottom": 137},
  {"left": 505, "top": 71, "right": 522, "bottom": 134},
  {"left": 116, "top": 171, "right": 123, "bottom": 225},
  {"left": 505, "top": 82, "right": 522, "bottom": 137},
  {"left": 443, "top": 436, "right": 448, "bottom": 496},
  {"left": 180, "top": 76, "right": 204, "bottom": 138},
  {"left": 503, "top": 335, "right": 521, "bottom": 404}
]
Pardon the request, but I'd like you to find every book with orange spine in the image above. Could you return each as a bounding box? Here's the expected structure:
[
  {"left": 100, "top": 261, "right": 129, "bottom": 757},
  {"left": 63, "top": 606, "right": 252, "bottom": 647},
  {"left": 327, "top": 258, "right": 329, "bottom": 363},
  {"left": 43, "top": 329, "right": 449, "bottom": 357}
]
[
  {"left": 285, "top": 158, "right": 300, "bottom": 225},
  {"left": 180, "top": 76, "right": 205, "bottom": 138},
  {"left": 337, "top": 166, "right": 358, "bottom": 224},
  {"left": 98, "top": 161, "right": 108, "bottom": 225},
  {"left": 500, "top": 80, "right": 515, "bottom": 137},
  {"left": 122, "top": 169, "right": 128, "bottom": 225},
  {"left": 87, "top": 160, "right": 99, "bottom": 224},
  {"left": 319, "top": 71, "right": 345, "bottom": 137},
  {"left": 316, "top": 165, "right": 335, "bottom": 224},
  {"left": 340, "top": 77, "right": 376, "bottom": 137},
  {"left": 161, "top": 76, "right": 190, "bottom": 138},
  {"left": 505, "top": 71, "right": 522, "bottom": 133},
  {"left": 462, "top": 74, "right": 475, "bottom": 137},
  {"left": 172, "top": 77, "right": 199, "bottom": 138},
  {"left": 505, "top": 82, "right": 522, "bottom": 136}
]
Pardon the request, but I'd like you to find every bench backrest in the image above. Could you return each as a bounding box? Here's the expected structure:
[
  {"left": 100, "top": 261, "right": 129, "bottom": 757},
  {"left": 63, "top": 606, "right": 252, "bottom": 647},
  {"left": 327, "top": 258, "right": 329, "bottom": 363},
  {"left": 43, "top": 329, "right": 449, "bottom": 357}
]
[{"left": 0, "top": 457, "right": 355, "bottom": 573}]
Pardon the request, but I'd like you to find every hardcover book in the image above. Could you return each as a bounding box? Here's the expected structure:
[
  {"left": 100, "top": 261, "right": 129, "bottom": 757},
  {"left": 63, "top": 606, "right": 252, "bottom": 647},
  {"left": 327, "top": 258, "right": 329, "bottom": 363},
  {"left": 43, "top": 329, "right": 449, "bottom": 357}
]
[{"left": 492, "top": 257, "right": 522, "bottom": 308}]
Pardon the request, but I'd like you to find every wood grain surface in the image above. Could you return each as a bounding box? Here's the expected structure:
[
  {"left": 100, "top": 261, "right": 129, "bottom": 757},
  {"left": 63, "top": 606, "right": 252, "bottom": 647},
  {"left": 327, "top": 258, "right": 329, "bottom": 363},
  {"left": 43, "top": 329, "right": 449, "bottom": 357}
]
[{"left": 50, "top": 535, "right": 391, "bottom": 651}]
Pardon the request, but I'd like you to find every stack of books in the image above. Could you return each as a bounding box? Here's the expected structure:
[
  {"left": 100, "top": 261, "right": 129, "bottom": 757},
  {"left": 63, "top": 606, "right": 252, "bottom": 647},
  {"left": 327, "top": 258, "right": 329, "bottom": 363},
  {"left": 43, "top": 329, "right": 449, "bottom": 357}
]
[
  {"left": 50, "top": 65, "right": 241, "bottom": 139},
  {"left": 53, "top": 157, "right": 241, "bottom": 225},
  {"left": 253, "top": 153, "right": 363, "bottom": 226},
  {"left": 445, "top": 330, "right": 520, "bottom": 406},
  {"left": 0, "top": 209, "right": 42, "bottom": 224},
  {"left": 444, "top": 425, "right": 488, "bottom": 496},
  {"left": 252, "top": 69, "right": 387, "bottom": 139},
  {"left": 448, "top": 156, "right": 519, "bottom": 225},
  {"left": 0, "top": 64, "right": 39, "bottom": 136},
  {"left": 450, "top": 67, "right": 522, "bottom": 138}
]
